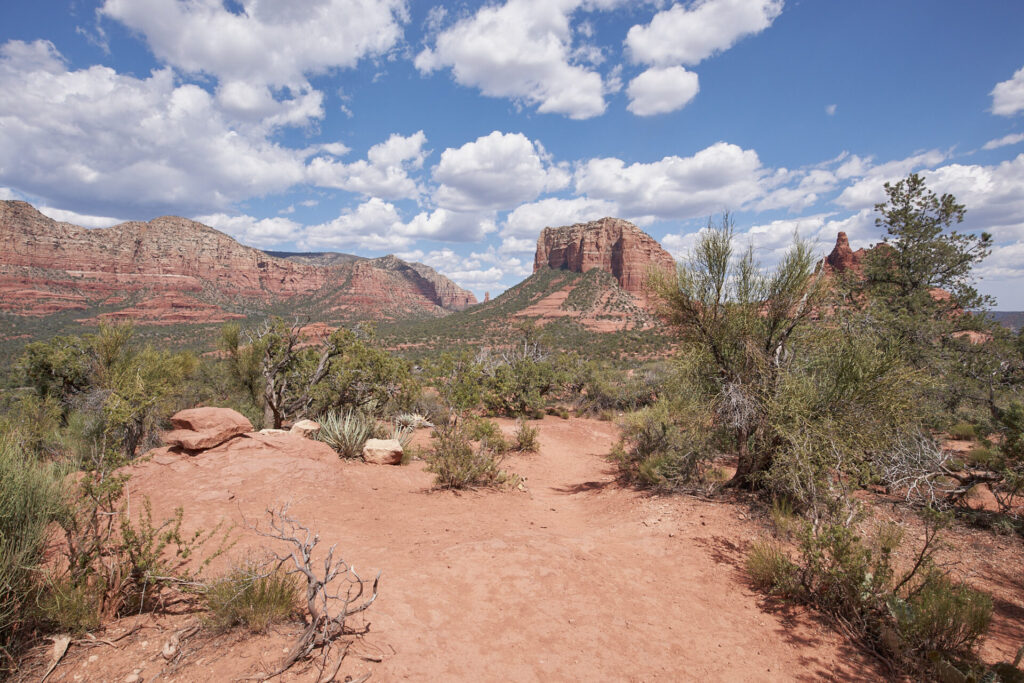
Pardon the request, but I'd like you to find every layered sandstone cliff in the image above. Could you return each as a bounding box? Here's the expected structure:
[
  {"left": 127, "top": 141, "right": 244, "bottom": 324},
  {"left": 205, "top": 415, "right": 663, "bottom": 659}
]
[
  {"left": 0, "top": 200, "right": 475, "bottom": 323},
  {"left": 533, "top": 217, "right": 676, "bottom": 294}
]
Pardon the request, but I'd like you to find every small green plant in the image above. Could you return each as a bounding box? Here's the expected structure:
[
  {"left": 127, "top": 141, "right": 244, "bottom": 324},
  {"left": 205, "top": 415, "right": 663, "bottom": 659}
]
[
  {"left": 318, "top": 409, "right": 373, "bottom": 458},
  {"left": 427, "top": 421, "right": 511, "bottom": 489},
  {"left": 769, "top": 497, "right": 798, "bottom": 539},
  {"left": 889, "top": 572, "right": 992, "bottom": 656},
  {"left": 466, "top": 417, "right": 508, "bottom": 454},
  {"left": 948, "top": 422, "right": 977, "bottom": 441},
  {"left": 745, "top": 541, "right": 797, "bottom": 594},
  {"left": 390, "top": 422, "right": 415, "bottom": 450},
  {"left": 37, "top": 580, "right": 102, "bottom": 634},
  {"left": 512, "top": 419, "right": 539, "bottom": 452},
  {"left": 204, "top": 561, "right": 299, "bottom": 632},
  {"left": 965, "top": 444, "right": 995, "bottom": 468}
]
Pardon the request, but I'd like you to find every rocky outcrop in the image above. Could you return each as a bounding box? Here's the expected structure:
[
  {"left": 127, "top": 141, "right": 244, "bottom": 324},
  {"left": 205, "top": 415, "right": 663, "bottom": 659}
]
[
  {"left": 534, "top": 218, "right": 675, "bottom": 294},
  {"left": 823, "top": 231, "right": 867, "bottom": 274},
  {"left": 163, "top": 407, "right": 252, "bottom": 451},
  {"left": 0, "top": 200, "right": 475, "bottom": 324}
]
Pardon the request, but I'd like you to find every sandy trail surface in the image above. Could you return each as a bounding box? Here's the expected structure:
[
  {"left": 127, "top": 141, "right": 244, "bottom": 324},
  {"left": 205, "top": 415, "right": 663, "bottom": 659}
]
[{"left": 43, "top": 416, "right": 879, "bottom": 682}]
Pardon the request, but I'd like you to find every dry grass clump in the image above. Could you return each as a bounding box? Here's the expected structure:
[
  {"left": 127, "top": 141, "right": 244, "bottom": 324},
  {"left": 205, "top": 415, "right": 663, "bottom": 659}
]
[{"left": 204, "top": 561, "right": 299, "bottom": 633}]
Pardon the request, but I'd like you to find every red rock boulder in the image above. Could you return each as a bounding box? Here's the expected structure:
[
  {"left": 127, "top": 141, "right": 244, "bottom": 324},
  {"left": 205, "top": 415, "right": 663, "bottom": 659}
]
[{"left": 163, "top": 407, "right": 253, "bottom": 451}]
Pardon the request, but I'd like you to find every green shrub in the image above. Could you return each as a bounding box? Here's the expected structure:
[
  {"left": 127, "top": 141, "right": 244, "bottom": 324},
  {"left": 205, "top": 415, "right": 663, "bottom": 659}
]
[
  {"left": 512, "top": 419, "right": 539, "bottom": 452},
  {"left": 427, "top": 421, "right": 511, "bottom": 490},
  {"left": 613, "top": 404, "right": 713, "bottom": 492},
  {"left": 889, "top": 572, "right": 992, "bottom": 656},
  {"left": 38, "top": 580, "right": 102, "bottom": 634},
  {"left": 318, "top": 409, "right": 373, "bottom": 458},
  {"left": 204, "top": 562, "right": 299, "bottom": 632},
  {"left": 466, "top": 418, "right": 508, "bottom": 454},
  {"left": 948, "top": 422, "right": 977, "bottom": 441},
  {"left": 0, "top": 436, "right": 67, "bottom": 659},
  {"left": 965, "top": 444, "right": 996, "bottom": 468},
  {"left": 746, "top": 541, "right": 797, "bottom": 595}
]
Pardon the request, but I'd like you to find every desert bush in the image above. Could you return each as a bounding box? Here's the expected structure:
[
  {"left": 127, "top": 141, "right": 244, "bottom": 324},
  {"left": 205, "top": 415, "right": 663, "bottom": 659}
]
[
  {"left": 55, "top": 449, "right": 233, "bottom": 627},
  {"left": 466, "top": 417, "right": 508, "bottom": 454},
  {"left": 574, "top": 362, "right": 667, "bottom": 415},
  {"left": 0, "top": 435, "right": 67, "bottom": 661},
  {"left": 512, "top": 419, "right": 539, "bottom": 452},
  {"left": 318, "top": 409, "right": 373, "bottom": 458},
  {"left": 19, "top": 323, "right": 198, "bottom": 458},
  {"left": 948, "top": 422, "right": 977, "bottom": 441},
  {"left": 748, "top": 506, "right": 993, "bottom": 672},
  {"left": 427, "top": 420, "right": 511, "bottom": 489},
  {"left": 889, "top": 572, "right": 991, "bottom": 656},
  {"left": 204, "top": 561, "right": 299, "bottom": 633},
  {"left": 613, "top": 402, "right": 715, "bottom": 493},
  {"left": 745, "top": 541, "right": 797, "bottom": 594}
]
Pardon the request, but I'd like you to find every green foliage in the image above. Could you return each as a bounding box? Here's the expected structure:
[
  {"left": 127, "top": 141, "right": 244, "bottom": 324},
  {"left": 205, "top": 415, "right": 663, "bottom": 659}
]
[
  {"left": 18, "top": 323, "right": 198, "bottom": 458},
  {"left": 512, "top": 419, "right": 539, "bottom": 452},
  {"left": 318, "top": 409, "right": 373, "bottom": 459},
  {"left": 223, "top": 318, "right": 419, "bottom": 429},
  {"left": 748, "top": 507, "right": 993, "bottom": 671},
  {"left": 865, "top": 172, "right": 991, "bottom": 314},
  {"left": 203, "top": 562, "right": 299, "bottom": 633},
  {"left": 652, "top": 213, "right": 826, "bottom": 486},
  {"left": 426, "top": 420, "right": 512, "bottom": 490},
  {"left": 574, "top": 361, "right": 667, "bottom": 415},
  {"left": 948, "top": 422, "right": 977, "bottom": 441},
  {"left": 477, "top": 327, "right": 574, "bottom": 417},
  {"left": 310, "top": 326, "right": 420, "bottom": 418},
  {"left": 745, "top": 541, "right": 797, "bottom": 594},
  {"left": 889, "top": 572, "right": 992, "bottom": 656},
  {"left": 466, "top": 417, "right": 508, "bottom": 454},
  {"left": 613, "top": 401, "right": 715, "bottom": 493},
  {"left": 0, "top": 435, "right": 67, "bottom": 660}
]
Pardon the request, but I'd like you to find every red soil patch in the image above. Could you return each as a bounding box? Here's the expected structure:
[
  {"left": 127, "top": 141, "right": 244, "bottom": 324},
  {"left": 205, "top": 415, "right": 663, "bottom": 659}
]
[{"left": 34, "top": 421, "right": 909, "bottom": 681}]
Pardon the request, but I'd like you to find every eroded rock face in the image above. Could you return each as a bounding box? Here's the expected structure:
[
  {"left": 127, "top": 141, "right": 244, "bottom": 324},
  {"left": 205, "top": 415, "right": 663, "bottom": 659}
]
[
  {"left": 163, "top": 407, "right": 253, "bottom": 451},
  {"left": 533, "top": 217, "right": 675, "bottom": 294},
  {"left": 0, "top": 200, "right": 476, "bottom": 324}
]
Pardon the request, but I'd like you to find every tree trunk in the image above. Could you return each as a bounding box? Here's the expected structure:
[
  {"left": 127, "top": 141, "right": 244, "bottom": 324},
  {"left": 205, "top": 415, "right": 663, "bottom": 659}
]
[{"left": 727, "top": 427, "right": 756, "bottom": 488}]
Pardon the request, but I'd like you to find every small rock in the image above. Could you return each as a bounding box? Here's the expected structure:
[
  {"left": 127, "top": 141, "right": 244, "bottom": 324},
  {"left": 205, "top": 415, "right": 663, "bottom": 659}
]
[
  {"left": 161, "top": 641, "right": 177, "bottom": 659},
  {"left": 88, "top": 654, "right": 99, "bottom": 663},
  {"left": 259, "top": 428, "right": 288, "bottom": 435},
  {"left": 362, "top": 438, "right": 403, "bottom": 465},
  {"left": 124, "top": 675, "right": 141, "bottom": 683},
  {"left": 290, "top": 419, "right": 321, "bottom": 438}
]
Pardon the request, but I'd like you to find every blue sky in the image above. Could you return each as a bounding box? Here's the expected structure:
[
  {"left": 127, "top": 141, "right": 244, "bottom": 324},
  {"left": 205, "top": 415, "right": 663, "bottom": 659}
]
[{"left": 2, "top": 0, "right": 1024, "bottom": 307}]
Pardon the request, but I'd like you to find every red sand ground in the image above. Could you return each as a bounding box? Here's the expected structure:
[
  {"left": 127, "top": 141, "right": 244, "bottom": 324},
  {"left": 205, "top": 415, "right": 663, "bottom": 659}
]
[{"left": 28, "top": 417, "right": 1022, "bottom": 682}]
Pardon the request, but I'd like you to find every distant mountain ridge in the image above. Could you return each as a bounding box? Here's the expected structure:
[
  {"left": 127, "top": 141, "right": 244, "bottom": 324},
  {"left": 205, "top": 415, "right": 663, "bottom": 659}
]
[{"left": 0, "top": 200, "right": 476, "bottom": 327}]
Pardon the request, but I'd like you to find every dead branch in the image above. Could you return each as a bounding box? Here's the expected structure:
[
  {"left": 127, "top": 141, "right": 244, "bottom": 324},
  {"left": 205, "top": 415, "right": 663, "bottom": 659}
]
[{"left": 245, "top": 504, "right": 380, "bottom": 681}]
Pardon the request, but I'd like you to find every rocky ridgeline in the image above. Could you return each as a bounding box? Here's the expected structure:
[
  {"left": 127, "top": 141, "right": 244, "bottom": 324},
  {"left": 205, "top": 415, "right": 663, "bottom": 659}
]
[
  {"left": 0, "top": 200, "right": 475, "bottom": 323},
  {"left": 533, "top": 217, "right": 676, "bottom": 294}
]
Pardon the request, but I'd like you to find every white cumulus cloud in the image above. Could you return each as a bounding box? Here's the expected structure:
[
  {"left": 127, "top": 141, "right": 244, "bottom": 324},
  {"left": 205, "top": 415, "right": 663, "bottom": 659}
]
[
  {"left": 0, "top": 40, "right": 306, "bottom": 216},
  {"left": 625, "top": 0, "right": 783, "bottom": 67},
  {"left": 982, "top": 132, "right": 1024, "bottom": 150},
  {"left": 626, "top": 66, "right": 700, "bottom": 116},
  {"left": 414, "top": 0, "right": 609, "bottom": 119},
  {"left": 432, "top": 131, "right": 570, "bottom": 212},
  {"left": 503, "top": 197, "right": 620, "bottom": 238},
  {"left": 575, "top": 142, "right": 766, "bottom": 219},
  {"left": 195, "top": 212, "right": 301, "bottom": 249},
  {"left": 991, "top": 66, "right": 1024, "bottom": 117},
  {"left": 306, "top": 131, "right": 428, "bottom": 200},
  {"left": 100, "top": 0, "right": 407, "bottom": 90}
]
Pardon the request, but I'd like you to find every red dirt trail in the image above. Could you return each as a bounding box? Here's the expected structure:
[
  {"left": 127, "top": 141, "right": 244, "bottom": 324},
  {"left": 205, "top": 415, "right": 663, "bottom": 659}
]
[{"left": 40, "top": 417, "right": 882, "bottom": 682}]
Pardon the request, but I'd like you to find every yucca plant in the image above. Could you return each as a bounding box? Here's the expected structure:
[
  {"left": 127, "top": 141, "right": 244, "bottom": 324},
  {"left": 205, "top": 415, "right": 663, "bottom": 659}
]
[
  {"left": 391, "top": 423, "right": 415, "bottom": 450},
  {"left": 318, "top": 410, "right": 373, "bottom": 458}
]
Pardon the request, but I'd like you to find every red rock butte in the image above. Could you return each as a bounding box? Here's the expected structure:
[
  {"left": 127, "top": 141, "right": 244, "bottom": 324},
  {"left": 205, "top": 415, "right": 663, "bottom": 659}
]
[
  {"left": 823, "top": 231, "right": 867, "bottom": 274},
  {"left": 533, "top": 217, "right": 676, "bottom": 294}
]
